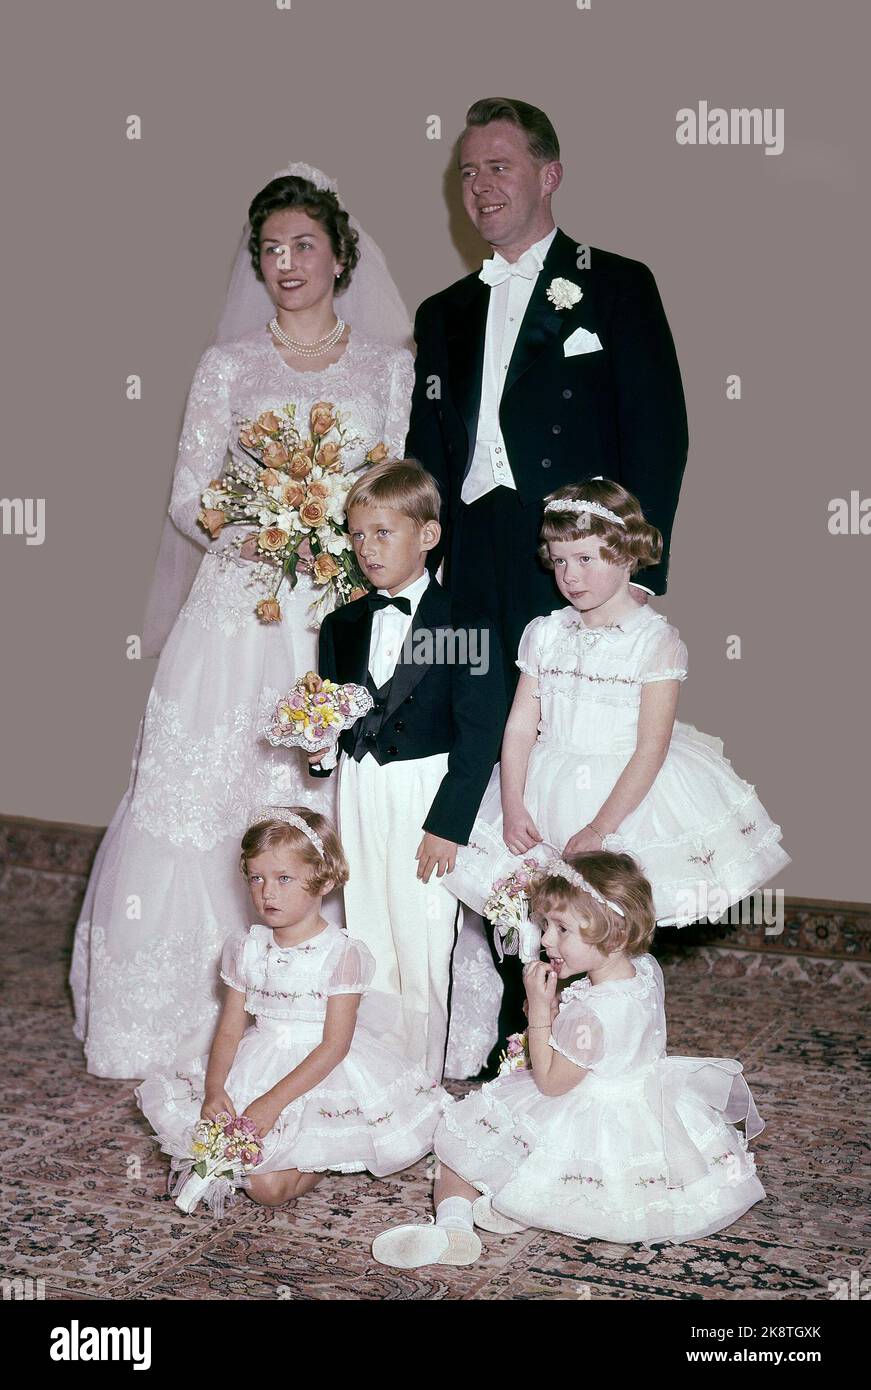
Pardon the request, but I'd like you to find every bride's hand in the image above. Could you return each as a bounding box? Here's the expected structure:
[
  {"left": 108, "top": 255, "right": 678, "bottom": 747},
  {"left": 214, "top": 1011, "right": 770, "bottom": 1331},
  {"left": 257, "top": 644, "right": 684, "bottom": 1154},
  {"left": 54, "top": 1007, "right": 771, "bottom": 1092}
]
[{"left": 201, "top": 1089, "right": 236, "bottom": 1122}]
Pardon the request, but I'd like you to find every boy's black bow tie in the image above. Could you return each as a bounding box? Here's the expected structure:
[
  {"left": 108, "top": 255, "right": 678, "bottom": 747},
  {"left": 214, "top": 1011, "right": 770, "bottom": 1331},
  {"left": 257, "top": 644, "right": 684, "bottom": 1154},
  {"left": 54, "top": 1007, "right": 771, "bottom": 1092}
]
[{"left": 366, "top": 592, "right": 412, "bottom": 615}]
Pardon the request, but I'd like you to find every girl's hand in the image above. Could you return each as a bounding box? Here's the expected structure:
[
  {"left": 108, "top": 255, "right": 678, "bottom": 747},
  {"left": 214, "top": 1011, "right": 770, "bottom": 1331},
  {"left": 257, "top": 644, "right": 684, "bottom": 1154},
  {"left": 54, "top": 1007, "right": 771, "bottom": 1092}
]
[
  {"left": 502, "top": 805, "right": 543, "bottom": 855},
  {"left": 307, "top": 747, "right": 331, "bottom": 764},
  {"left": 523, "top": 960, "right": 558, "bottom": 1025},
  {"left": 241, "top": 1094, "right": 283, "bottom": 1141},
  {"left": 201, "top": 1090, "right": 236, "bottom": 1122},
  {"left": 563, "top": 824, "right": 605, "bottom": 856}
]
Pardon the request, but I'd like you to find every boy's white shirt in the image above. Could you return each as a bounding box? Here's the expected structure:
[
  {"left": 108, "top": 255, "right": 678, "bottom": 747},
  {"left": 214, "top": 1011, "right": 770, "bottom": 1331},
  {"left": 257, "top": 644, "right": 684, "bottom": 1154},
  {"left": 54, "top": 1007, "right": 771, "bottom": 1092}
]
[{"left": 368, "top": 570, "right": 431, "bottom": 688}]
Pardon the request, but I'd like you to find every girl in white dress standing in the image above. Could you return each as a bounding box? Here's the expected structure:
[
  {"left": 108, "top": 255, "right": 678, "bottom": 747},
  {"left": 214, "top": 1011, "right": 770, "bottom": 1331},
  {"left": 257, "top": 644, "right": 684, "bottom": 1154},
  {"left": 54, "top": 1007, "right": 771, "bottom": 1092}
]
[
  {"left": 373, "top": 851, "right": 766, "bottom": 1267},
  {"left": 445, "top": 478, "right": 790, "bottom": 928},
  {"left": 137, "top": 808, "right": 444, "bottom": 1216}
]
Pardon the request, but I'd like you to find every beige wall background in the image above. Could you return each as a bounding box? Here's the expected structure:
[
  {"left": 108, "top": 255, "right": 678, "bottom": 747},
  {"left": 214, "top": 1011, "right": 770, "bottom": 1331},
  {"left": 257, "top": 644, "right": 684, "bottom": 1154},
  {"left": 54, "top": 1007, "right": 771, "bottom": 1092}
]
[{"left": 1, "top": 1, "right": 867, "bottom": 900}]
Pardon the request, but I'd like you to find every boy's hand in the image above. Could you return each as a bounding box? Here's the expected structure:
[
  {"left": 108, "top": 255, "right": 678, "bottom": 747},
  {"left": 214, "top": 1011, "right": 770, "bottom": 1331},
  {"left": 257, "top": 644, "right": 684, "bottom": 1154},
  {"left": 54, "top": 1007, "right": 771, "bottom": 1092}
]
[
  {"left": 241, "top": 1094, "right": 282, "bottom": 1141},
  {"left": 201, "top": 1090, "right": 236, "bottom": 1122},
  {"left": 503, "top": 804, "right": 543, "bottom": 855},
  {"left": 415, "top": 832, "right": 458, "bottom": 883}
]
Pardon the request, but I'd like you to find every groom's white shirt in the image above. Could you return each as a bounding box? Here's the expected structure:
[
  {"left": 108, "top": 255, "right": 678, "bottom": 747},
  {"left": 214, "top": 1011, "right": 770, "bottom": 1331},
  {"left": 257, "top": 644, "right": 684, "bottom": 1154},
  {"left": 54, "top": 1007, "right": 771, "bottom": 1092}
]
[{"left": 461, "top": 227, "right": 558, "bottom": 505}]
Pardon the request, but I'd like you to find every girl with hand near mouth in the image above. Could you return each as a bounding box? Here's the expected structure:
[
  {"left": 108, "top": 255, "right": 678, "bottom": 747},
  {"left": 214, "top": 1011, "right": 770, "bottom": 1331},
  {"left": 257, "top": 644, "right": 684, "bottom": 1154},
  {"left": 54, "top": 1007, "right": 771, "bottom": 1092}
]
[{"left": 372, "top": 851, "right": 766, "bottom": 1266}]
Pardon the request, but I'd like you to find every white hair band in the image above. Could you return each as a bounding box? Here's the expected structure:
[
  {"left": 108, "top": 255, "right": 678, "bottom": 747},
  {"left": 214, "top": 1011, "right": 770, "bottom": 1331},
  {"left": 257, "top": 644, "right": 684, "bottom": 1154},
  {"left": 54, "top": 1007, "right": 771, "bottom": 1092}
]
[
  {"left": 250, "top": 806, "right": 326, "bottom": 859},
  {"left": 544, "top": 499, "right": 626, "bottom": 528},
  {"left": 542, "top": 858, "right": 625, "bottom": 917}
]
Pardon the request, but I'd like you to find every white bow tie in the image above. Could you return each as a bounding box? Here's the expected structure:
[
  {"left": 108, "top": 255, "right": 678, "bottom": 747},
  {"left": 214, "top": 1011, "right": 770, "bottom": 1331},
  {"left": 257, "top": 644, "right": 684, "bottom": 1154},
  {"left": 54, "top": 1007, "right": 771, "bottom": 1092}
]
[{"left": 479, "top": 246, "right": 545, "bottom": 287}]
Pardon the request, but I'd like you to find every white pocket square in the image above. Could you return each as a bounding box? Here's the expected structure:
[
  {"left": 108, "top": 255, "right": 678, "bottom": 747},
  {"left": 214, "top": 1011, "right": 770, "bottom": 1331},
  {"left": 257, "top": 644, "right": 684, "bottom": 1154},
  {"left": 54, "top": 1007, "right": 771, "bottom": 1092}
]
[{"left": 563, "top": 326, "right": 603, "bottom": 356}]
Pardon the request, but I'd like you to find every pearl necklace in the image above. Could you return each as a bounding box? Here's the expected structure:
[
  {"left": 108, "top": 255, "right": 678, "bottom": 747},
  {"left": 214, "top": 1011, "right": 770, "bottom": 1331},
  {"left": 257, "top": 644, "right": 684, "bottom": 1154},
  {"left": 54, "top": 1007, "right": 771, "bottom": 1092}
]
[{"left": 269, "top": 316, "right": 346, "bottom": 358}]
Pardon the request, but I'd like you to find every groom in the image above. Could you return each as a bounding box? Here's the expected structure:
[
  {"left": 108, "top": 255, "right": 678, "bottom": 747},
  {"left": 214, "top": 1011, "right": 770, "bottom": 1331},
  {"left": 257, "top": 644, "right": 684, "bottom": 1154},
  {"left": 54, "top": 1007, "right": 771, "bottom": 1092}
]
[
  {"left": 406, "top": 97, "right": 689, "bottom": 688},
  {"left": 406, "top": 98, "right": 689, "bottom": 1059}
]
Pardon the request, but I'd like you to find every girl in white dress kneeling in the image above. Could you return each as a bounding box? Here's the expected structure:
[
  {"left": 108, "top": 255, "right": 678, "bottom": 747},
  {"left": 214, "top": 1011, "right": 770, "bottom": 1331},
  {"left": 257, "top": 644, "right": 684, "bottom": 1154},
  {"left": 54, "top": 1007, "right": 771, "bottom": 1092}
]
[
  {"left": 137, "top": 808, "right": 444, "bottom": 1215},
  {"left": 372, "top": 852, "right": 765, "bottom": 1267}
]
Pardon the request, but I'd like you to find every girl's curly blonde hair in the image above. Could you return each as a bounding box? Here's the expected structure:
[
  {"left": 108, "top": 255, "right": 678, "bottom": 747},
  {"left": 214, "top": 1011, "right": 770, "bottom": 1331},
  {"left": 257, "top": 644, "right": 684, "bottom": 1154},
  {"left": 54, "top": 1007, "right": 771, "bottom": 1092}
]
[
  {"left": 239, "top": 809, "right": 348, "bottom": 896},
  {"left": 529, "top": 851, "right": 657, "bottom": 956},
  {"left": 538, "top": 478, "right": 662, "bottom": 576}
]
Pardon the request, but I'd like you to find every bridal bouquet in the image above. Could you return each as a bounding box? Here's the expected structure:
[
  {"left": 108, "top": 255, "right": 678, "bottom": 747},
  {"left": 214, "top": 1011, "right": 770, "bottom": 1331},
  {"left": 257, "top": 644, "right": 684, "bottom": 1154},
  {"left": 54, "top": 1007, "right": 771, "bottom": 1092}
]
[
  {"left": 265, "top": 671, "right": 373, "bottom": 772},
  {"left": 198, "top": 402, "right": 389, "bottom": 625},
  {"left": 483, "top": 858, "right": 543, "bottom": 964},
  {"left": 173, "top": 1112, "right": 265, "bottom": 1215}
]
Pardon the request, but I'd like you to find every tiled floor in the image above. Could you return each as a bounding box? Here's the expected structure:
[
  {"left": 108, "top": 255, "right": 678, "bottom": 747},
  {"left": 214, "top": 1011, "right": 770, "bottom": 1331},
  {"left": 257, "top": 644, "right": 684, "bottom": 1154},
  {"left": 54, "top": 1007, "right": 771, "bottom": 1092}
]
[{"left": 1, "top": 918, "right": 868, "bottom": 1301}]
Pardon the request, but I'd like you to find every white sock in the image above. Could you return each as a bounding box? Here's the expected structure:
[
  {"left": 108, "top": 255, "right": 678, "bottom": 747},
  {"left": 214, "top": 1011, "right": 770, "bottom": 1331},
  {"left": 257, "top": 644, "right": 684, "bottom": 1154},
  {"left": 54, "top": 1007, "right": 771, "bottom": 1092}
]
[{"left": 435, "top": 1196, "right": 474, "bottom": 1233}]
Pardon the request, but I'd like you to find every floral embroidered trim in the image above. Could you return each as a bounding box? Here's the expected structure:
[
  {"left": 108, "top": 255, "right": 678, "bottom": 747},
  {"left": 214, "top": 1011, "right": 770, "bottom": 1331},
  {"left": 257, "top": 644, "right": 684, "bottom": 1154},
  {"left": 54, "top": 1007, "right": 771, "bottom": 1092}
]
[
  {"left": 319, "top": 1105, "right": 363, "bottom": 1120},
  {"left": 561, "top": 1172, "right": 605, "bottom": 1188}
]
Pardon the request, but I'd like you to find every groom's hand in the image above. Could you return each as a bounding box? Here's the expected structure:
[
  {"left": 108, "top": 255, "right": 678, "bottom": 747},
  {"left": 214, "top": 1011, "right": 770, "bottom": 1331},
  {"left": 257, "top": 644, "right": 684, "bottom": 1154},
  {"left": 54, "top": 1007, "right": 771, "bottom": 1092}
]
[{"left": 415, "top": 832, "right": 458, "bottom": 883}]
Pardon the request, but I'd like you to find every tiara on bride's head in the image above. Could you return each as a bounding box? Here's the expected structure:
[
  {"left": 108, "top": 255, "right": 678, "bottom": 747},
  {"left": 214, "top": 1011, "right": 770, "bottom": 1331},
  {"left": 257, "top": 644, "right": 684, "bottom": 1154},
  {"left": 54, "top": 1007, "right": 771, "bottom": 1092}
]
[
  {"left": 544, "top": 499, "right": 626, "bottom": 529},
  {"left": 249, "top": 806, "right": 326, "bottom": 859},
  {"left": 276, "top": 162, "right": 339, "bottom": 196},
  {"left": 540, "top": 858, "right": 625, "bottom": 917}
]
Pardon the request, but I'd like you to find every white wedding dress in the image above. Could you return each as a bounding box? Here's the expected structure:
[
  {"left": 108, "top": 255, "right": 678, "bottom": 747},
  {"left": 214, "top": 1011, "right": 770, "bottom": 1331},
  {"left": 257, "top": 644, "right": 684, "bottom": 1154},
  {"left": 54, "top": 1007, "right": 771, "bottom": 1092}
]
[{"left": 70, "top": 325, "right": 501, "bottom": 1080}]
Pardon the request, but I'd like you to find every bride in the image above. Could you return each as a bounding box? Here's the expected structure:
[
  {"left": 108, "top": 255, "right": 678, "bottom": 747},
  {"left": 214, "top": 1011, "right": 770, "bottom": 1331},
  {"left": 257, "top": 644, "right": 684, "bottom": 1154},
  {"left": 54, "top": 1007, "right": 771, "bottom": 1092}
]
[{"left": 70, "top": 163, "right": 500, "bottom": 1082}]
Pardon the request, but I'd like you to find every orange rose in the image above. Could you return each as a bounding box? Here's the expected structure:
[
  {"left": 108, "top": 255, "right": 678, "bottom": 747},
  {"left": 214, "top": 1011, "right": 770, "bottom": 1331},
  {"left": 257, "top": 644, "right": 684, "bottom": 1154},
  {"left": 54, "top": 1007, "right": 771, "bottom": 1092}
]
[
  {"left": 257, "top": 411, "right": 282, "bottom": 433},
  {"left": 262, "top": 441, "right": 289, "bottom": 468},
  {"left": 198, "top": 508, "right": 226, "bottom": 538},
  {"left": 280, "top": 482, "right": 305, "bottom": 510},
  {"left": 306, "top": 479, "right": 330, "bottom": 501},
  {"left": 310, "top": 402, "right": 336, "bottom": 437},
  {"left": 260, "top": 468, "right": 283, "bottom": 489},
  {"left": 258, "top": 527, "right": 289, "bottom": 553},
  {"left": 349, "top": 586, "right": 369, "bottom": 602},
  {"left": 366, "top": 441, "right": 389, "bottom": 464},
  {"left": 239, "top": 428, "right": 261, "bottom": 450},
  {"left": 313, "top": 553, "right": 340, "bottom": 583},
  {"left": 255, "top": 597, "right": 281, "bottom": 623},
  {"left": 299, "top": 497, "right": 328, "bottom": 527},
  {"left": 289, "top": 451, "right": 313, "bottom": 479},
  {"left": 317, "top": 441, "right": 341, "bottom": 471}
]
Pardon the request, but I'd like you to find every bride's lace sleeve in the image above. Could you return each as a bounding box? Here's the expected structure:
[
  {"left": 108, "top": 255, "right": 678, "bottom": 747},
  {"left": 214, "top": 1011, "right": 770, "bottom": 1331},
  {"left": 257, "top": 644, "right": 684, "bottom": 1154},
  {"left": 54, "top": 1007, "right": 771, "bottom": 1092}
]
[
  {"left": 383, "top": 347, "right": 415, "bottom": 459},
  {"left": 168, "top": 345, "right": 235, "bottom": 550}
]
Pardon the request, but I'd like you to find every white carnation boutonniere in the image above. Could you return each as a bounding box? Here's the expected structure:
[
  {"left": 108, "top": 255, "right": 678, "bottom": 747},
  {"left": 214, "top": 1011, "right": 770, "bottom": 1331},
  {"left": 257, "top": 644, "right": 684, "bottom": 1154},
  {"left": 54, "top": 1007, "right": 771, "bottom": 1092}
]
[{"left": 546, "top": 277, "right": 583, "bottom": 311}]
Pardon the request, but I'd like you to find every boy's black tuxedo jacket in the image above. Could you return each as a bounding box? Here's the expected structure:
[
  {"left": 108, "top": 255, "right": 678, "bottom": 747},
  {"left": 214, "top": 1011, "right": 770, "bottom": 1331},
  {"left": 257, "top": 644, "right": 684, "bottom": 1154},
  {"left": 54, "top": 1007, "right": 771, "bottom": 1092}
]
[
  {"left": 406, "top": 228, "right": 688, "bottom": 594},
  {"left": 317, "top": 578, "right": 506, "bottom": 845}
]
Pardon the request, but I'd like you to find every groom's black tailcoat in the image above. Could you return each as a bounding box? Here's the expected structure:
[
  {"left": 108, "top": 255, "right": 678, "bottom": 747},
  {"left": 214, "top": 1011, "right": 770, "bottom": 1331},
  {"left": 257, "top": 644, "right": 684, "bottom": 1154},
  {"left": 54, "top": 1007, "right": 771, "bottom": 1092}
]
[
  {"left": 318, "top": 578, "right": 506, "bottom": 846},
  {"left": 406, "top": 229, "right": 689, "bottom": 684}
]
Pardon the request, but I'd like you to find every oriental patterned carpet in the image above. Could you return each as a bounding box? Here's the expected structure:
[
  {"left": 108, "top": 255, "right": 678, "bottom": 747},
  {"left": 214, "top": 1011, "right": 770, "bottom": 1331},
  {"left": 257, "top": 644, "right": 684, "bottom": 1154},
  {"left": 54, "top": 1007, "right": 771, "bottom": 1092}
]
[{"left": 1, "top": 815, "right": 868, "bottom": 1301}]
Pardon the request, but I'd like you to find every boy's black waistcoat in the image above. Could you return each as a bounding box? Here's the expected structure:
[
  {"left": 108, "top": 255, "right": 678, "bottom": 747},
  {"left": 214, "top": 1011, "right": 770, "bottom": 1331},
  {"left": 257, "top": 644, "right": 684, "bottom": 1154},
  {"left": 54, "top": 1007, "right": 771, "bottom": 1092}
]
[{"left": 317, "top": 578, "right": 506, "bottom": 845}]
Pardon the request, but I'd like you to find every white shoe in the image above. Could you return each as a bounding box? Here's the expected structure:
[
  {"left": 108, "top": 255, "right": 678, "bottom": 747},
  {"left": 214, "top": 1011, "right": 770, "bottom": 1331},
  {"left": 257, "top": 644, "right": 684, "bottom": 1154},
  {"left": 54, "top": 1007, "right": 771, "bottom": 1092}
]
[
  {"left": 472, "top": 1195, "right": 528, "bottom": 1235},
  {"left": 371, "top": 1222, "right": 482, "bottom": 1269}
]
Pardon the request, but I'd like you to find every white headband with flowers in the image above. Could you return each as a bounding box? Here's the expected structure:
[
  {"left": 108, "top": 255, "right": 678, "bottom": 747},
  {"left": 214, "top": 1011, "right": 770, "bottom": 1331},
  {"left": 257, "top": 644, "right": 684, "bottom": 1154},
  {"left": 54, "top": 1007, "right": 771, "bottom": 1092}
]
[
  {"left": 250, "top": 807, "right": 326, "bottom": 860},
  {"left": 544, "top": 499, "right": 626, "bottom": 529},
  {"left": 541, "top": 858, "right": 625, "bottom": 917}
]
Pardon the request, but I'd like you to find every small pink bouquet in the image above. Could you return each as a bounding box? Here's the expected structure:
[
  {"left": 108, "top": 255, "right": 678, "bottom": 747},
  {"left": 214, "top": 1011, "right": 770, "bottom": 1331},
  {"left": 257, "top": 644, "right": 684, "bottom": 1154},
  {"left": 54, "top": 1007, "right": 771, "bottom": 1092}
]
[
  {"left": 174, "top": 1112, "right": 265, "bottom": 1214},
  {"left": 265, "top": 671, "right": 373, "bottom": 772},
  {"left": 497, "top": 1030, "right": 530, "bottom": 1077},
  {"left": 483, "top": 858, "right": 543, "bottom": 963}
]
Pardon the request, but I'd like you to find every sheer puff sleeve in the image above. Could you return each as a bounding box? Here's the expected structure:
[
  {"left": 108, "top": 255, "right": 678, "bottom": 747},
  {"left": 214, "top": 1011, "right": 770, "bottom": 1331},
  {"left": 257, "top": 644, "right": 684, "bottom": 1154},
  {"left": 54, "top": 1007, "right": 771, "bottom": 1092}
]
[
  {"left": 219, "top": 928, "right": 251, "bottom": 993},
  {"left": 168, "top": 345, "right": 236, "bottom": 551},
  {"left": 327, "top": 938, "right": 376, "bottom": 996},
  {"left": 549, "top": 999, "right": 606, "bottom": 1071},
  {"left": 639, "top": 622, "right": 688, "bottom": 684},
  {"left": 516, "top": 614, "right": 548, "bottom": 684}
]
